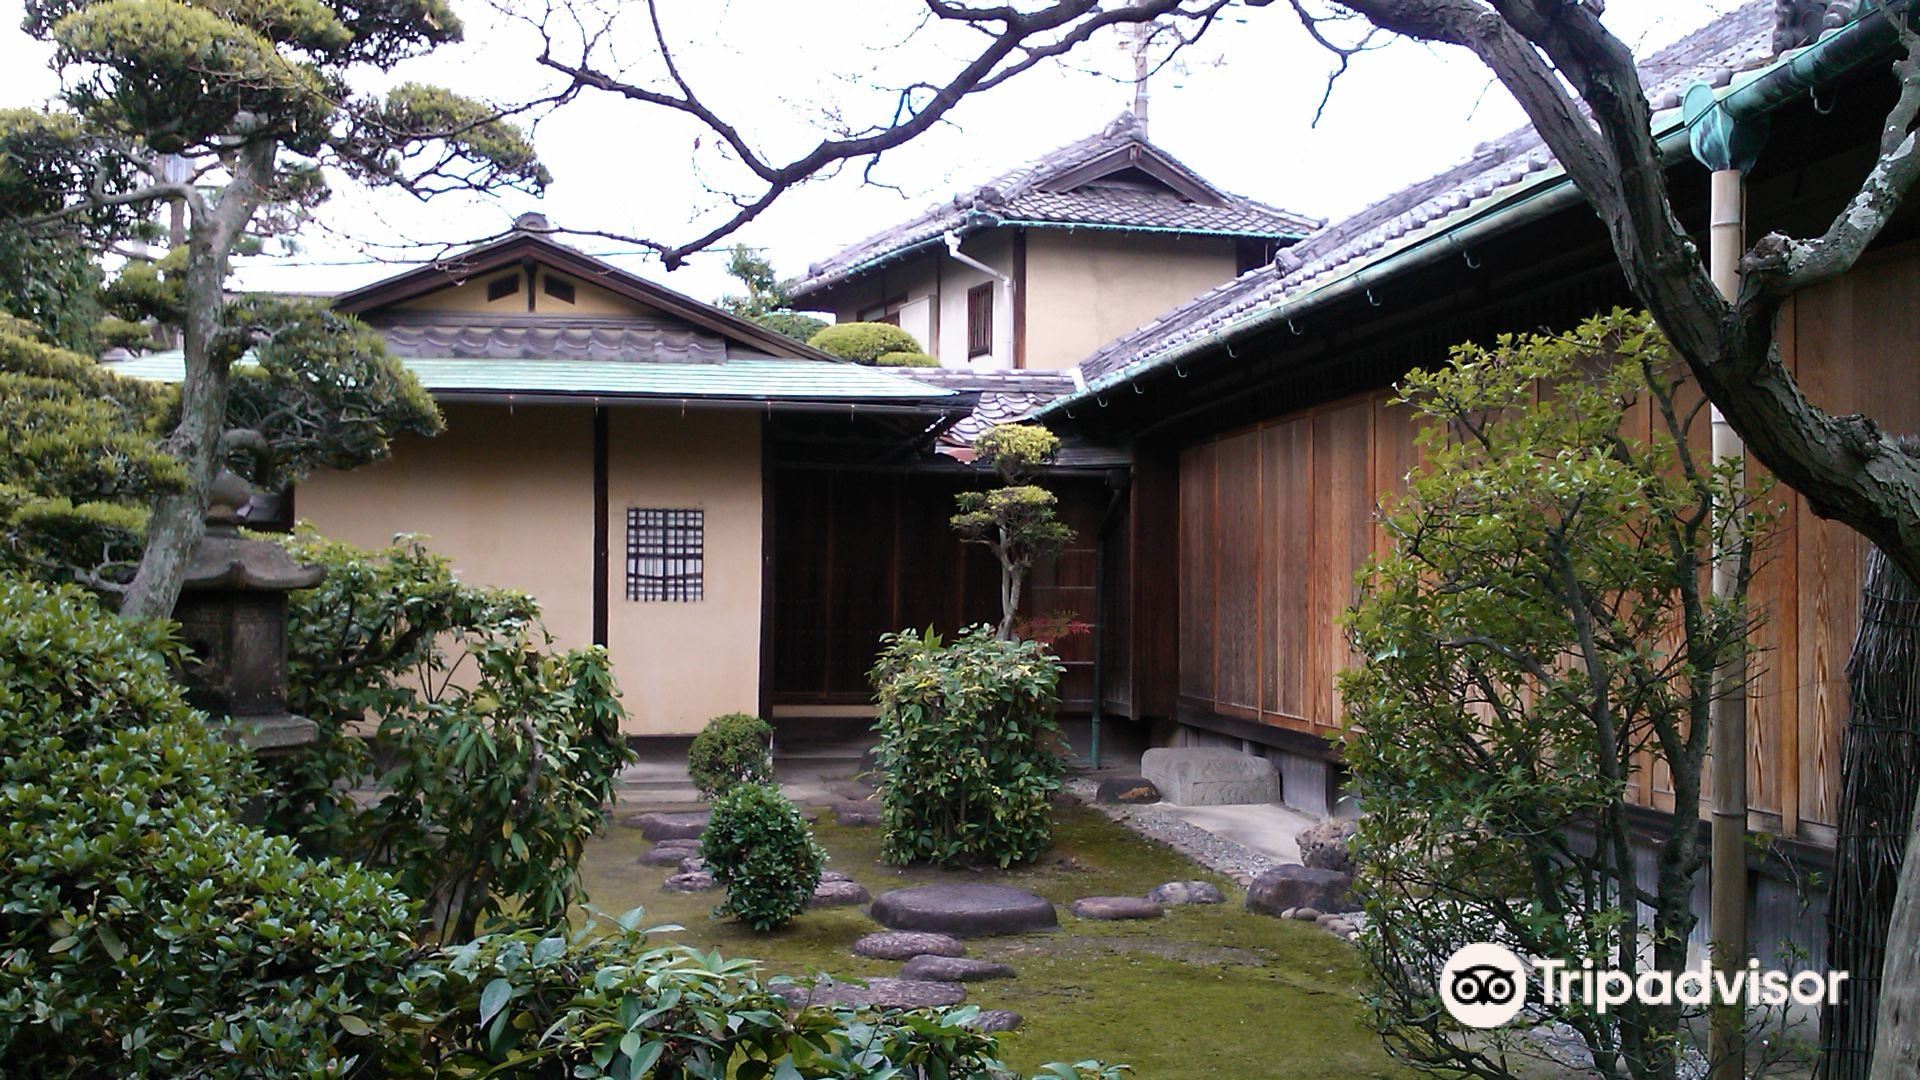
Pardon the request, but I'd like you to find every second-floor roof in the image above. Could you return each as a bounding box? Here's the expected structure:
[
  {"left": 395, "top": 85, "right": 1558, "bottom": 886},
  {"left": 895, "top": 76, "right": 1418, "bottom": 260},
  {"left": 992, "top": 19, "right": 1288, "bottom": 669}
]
[{"left": 790, "top": 112, "right": 1322, "bottom": 301}]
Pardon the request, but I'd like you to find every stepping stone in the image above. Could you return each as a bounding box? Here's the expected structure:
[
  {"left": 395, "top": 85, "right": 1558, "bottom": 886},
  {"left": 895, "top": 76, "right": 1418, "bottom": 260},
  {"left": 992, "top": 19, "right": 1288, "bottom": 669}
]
[
  {"left": 1096, "top": 775, "right": 1162, "bottom": 805},
  {"left": 821, "top": 870, "right": 852, "bottom": 883},
  {"left": 624, "top": 811, "right": 709, "bottom": 842},
  {"left": 678, "top": 855, "right": 708, "bottom": 875},
  {"left": 965, "top": 1009, "right": 1023, "bottom": 1033},
  {"left": 1069, "top": 896, "right": 1163, "bottom": 921},
  {"left": 834, "top": 802, "right": 881, "bottom": 827},
  {"left": 852, "top": 931, "right": 967, "bottom": 961},
  {"left": 871, "top": 885, "right": 1057, "bottom": 937},
  {"left": 662, "top": 871, "right": 718, "bottom": 892},
  {"left": 768, "top": 976, "right": 965, "bottom": 1010},
  {"left": 1148, "top": 880, "right": 1226, "bottom": 906},
  {"left": 637, "top": 845, "right": 690, "bottom": 867},
  {"left": 1245, "top": 865, "right": 1358, "bottom": 917},
  {"left": 900, "top": 955, "right": 1014, "bottom": 982},
  {"left": 810, "top": 879, "right": 871, "bottom": 907},
  {"left": 655, "top": 837, "right": 702, "bottom": 851}
]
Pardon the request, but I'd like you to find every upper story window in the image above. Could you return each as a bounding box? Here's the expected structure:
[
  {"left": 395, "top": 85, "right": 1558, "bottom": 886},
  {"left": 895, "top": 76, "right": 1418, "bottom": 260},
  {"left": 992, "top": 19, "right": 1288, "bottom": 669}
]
[
  {"left": 627, "top": 508, "right": 704, "bottom": 602},
  {"left": 967, "top": 283, "right": 993, "bottom": 358}
]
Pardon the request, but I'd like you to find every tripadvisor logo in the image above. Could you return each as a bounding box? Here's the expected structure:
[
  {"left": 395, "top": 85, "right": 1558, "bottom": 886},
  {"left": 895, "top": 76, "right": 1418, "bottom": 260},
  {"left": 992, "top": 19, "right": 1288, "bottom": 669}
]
[{"left": 1439, "top": 943, "right": 1851, "bottom": 1029}]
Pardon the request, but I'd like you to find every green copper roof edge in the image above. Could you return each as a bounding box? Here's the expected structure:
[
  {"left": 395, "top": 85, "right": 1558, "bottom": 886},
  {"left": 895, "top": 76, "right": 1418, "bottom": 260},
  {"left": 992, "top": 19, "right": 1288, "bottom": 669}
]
[
  {"left": 995, "top": 219, "right": 1311, "bottom": 241},
  {"left": 1041, "top": 10, "right": 1900, "bottom": 417}
]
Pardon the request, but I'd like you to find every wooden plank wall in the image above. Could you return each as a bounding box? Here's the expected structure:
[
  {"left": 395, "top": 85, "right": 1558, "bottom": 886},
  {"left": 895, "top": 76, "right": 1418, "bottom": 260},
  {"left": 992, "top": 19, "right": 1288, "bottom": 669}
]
[
  {"left": 1171, "top": 243, "right": 1920, "bottom": 847},
  {"left": 770, "top": 467, "right": 1103, "bottom": 709}
]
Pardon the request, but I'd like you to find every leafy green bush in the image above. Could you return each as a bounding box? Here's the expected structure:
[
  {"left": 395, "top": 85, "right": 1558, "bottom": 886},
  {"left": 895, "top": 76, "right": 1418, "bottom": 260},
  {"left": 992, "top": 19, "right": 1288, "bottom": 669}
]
[
  {"left": 687, "top": 711, "right": 775, "bottom": 799},
  {"left": 380, "top": 909, "right": 1126, "bottom": 1078},
  {"left": 753, "top": 309, "right": 828, "bottom": 342},
  {"left": 702, "top": 783, "right": 825, "bottom": 931},
  {"left": 876, "top": 349, "right": 938, "bottom": 368},
  {"left": 1342, "top": 310, "right": 1773, "bottom": 1079},
  {"left": 869, "top": 626, "right": 1066, "bottom": 867},
  {"left": 0, "top": 574, "right": 418, "bottom": 1076},
  {"left": 264, "top": 529, "right": 632, "bottom": 942},
  {"left": 807, "top": 321, "right": 922, "bottom": 364}
]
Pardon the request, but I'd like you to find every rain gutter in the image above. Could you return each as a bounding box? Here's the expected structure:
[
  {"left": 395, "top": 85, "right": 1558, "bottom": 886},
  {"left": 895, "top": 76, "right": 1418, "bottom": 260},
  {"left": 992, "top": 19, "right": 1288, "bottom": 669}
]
[{"left": 1039, "top": 5, "right": 1902, "bottom": 418}]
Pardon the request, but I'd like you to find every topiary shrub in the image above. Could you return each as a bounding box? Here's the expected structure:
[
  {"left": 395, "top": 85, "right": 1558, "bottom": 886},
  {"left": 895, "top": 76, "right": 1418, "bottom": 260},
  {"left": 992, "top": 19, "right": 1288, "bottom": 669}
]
[
  {"left": 686, "top": 711, "right": 774, "bottom": 799},
  {"left": 701, "top": 783, "right": 825, "bottom": 930},
  {"left": 807, "top": 321, "right": 922, "bottom": 364},
  {"left": 0, "top": 575, "right": 418, "bottom": 1076},
  {"left": 869, "top": 625, "right": 1066, "bottom": 867},
  {"left": 876, "top": 349, "right": 938, "bottom": 368}
]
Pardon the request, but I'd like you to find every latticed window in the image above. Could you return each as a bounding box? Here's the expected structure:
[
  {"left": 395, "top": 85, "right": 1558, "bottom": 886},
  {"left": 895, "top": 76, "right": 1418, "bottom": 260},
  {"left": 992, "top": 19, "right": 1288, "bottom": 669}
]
[
  {"left": 626, "top": 508, "right": 704, "bottom": 602},
  {"left": 967, "top": 283, "right": 993, "bottom": 357}
]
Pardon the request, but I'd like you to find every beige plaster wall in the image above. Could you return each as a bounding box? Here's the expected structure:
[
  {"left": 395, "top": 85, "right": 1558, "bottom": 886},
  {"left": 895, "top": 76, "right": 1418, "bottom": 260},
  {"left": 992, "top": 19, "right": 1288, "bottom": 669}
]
[
  {"left": 297, "top": 402, "right": 596, "bottom": 650},
  {"left": 1022, "top": 230, "right": 1237, "bottom": 370},
  {"left": 604, "top": 408, "right": 764, "bottom": 735},
  {"left": 394, "top": 269, "right": 659, "bottom": 318}
]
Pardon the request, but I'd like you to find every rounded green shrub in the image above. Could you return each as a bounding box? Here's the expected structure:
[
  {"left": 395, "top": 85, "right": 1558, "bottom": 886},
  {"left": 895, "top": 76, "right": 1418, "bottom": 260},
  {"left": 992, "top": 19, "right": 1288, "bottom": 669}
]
[
  {"left": 876, "top": 350, "right": 938, "bottom": 368},
  {"left": 701, "top": 783, "right": 825, "bottom": 931},
  {"left": 0, "top": 575, "right": 418, "bottom": 1075},
  {"left": 807, "top": 321, "right": 922, "bottom": 364},
  {"left": 870, "top": 626, "right": 1067, "bottom": 867},
  {"left": 686, "top": 711, "right": 774, "bottom": 799}
]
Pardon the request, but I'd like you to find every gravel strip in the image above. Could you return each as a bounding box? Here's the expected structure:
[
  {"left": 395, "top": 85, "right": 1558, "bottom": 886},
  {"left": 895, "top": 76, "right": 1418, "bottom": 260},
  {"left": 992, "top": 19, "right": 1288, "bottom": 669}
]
[{"left": 1064, "top": 777, "right": 1281, "bottom": 885}]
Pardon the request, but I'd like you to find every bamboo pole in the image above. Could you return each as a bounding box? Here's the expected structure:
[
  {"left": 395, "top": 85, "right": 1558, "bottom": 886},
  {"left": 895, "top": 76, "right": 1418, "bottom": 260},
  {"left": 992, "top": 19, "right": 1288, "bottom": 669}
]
[{"left": 1707, "top": 166, "right": 1750, "bottom": 1080}]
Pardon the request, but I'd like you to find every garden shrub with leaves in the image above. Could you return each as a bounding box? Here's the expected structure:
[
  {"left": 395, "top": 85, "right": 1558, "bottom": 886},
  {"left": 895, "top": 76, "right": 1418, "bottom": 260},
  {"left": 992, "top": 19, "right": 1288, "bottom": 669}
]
[
  {"left": 702, "top": 783, "right": 826, "bottom": 931},
  {"left": 687, "top": 710, "right": 774, "bottom": 799},
  {"left": 1341, "top": 310, "right": 1775, "bottom": 1080},
  {"left": 0, "top": 575, "right": 419, "bottom": 1076},
  {"left": 952, "top": 423, "right": 1074, "bottom": 641},
  {"left": 869, "top": 625, "right": 1066, "bottom": 867},
  {"left": 263, "top": 528, "right": 632, "bottom": 943},
  {"left": 379, "top": 908, "right": 1126, "bottom": 1079},
  {"left": 875, "top": 349, "right": 938, "bottom": 368},
  {"left": 807, "top": 321, "right": 922, "bottom": 364}
]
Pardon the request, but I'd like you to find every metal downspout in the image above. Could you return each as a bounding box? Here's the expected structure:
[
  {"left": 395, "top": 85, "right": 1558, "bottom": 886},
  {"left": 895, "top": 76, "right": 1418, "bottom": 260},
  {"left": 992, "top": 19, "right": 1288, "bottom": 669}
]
[{"left": 1688, "top": 75, "right": 1763, "bottom": 1080}]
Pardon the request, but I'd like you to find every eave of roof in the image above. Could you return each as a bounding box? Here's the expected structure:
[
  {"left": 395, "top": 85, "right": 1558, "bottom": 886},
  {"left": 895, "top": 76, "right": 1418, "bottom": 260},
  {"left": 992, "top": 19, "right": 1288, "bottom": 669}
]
[
  {"left": 330, "top": 230, "right": 842, "bottom": 364},
  {"left": 105, "top": 352, "right": 964, "bottom": 407},
  {"left": 1039, "top": 2, "right": 1891, "bottom": 418}
]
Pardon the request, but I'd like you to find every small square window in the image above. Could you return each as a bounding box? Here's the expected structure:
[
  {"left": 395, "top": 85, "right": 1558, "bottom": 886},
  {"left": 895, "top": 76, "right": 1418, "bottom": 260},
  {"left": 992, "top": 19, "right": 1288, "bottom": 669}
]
[{"left": 627, "top": 508, "right": 703, "bottom": 602}]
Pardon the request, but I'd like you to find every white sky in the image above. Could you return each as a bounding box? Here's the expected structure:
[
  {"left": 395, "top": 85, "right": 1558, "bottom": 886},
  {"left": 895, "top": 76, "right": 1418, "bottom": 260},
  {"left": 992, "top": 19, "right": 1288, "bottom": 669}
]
[{"left": 0, "top": 0, "right": 1746, "bottom": 309}]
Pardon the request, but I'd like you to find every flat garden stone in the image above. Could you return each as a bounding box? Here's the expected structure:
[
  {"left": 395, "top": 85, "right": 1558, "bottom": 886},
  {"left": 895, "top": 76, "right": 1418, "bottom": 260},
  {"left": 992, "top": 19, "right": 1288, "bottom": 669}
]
[
  {"left": 625, "top": 811, "right": 710, "bottom": 841},
  {"left": 821, "top": 869, "right": 852, "bottom": 883},
  {"left": 1140, "top": 747, "right": 1279, "bottom": 806},
  {"left": 899, "top": 955, "right": 1015, "bottom": 982},
  {"left": 662, "top": 871, "right": 718, "bottom": 893},
  {"left": 1095, "top": 775, "right": 1162, "bottom": 805},
  {"left": 1245, "top": 865, "right": 1357, "bottom": 917},
  {"left": 1147, "top": 880, "right": 1225, "bottom": 906},
  {"left": 769, "top": 976, "right": 966, "bottom": 1010},
  {"left": 965, "top": 1009, "right": 1024, "bottom": 1033},
  {"left": 810, "top": 879, "right": 871, "bottom": 907},
  {"left": 851, "top": 932, "right": 967, "bottom": 961},
  {"left": 870, "top": 885, "right": 1057, "bottom": 937},
  {"left": 833, "top": 801, "right": 881, "bottom": 827},
  {"left": 1069, "top": 896, "right": 1164, "bottom": 921},
  {"left": 1291, "top": 906, "right": 1323, "bottom": 921},
  {"left": 637, "top": 845, "right": 690, "bottom": 867},
  {"left": 678, "top": 855, "right": 708, "bottom": 875}
]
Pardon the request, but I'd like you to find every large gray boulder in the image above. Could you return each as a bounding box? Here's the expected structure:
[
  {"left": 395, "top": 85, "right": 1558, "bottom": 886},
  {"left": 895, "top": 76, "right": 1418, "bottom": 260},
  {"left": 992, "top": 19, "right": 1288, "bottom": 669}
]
[
  {"left": 1140, "top": 747, "right": 1279, "bottom": 806},
  {"left": 1245, "top": 865, "right": 1357, "bottom": 916},
  {"left": 1296, "top": 819, "right": 1360, "bottom": 874},
  {"left": 870, "top": 884, "right": 1057, "bottom": 937}
]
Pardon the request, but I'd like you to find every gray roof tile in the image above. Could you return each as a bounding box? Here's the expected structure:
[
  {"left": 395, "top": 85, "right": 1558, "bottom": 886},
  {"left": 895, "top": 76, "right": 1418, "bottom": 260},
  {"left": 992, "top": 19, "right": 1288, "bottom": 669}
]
[{"left": 792, "top": 113, "right": 1321, "bottom": 299}]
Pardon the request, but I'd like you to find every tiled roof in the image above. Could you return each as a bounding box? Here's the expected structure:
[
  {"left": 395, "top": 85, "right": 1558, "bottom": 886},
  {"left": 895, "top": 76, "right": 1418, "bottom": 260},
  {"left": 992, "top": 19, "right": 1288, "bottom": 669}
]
[
  {"left": 1060, "top": 2, "right": 1781, "bottom": 396},
  {"left": 105, "top": 351, "right": 960, "bottom": 404},
  {"left": 791, "top": 112, "right": 1322, "bottom": 299},
  {"left": 902, "top": 368, "right": 1081, "bottom": 449},
  {"left": 368, "top": 314, "right": 730, "bottom": 364}
]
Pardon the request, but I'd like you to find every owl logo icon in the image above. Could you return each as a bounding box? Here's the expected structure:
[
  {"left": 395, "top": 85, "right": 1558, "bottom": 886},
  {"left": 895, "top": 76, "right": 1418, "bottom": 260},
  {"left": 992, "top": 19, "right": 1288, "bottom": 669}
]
[{"left": 1440, "top": 943, "right": 1529, "bottom": 1028}]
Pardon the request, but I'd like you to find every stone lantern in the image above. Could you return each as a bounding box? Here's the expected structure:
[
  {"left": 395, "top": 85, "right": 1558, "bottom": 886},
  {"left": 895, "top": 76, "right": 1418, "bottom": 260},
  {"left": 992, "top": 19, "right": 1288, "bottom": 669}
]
[{"left": 173, "top": 471, "right": 325, "bottom": 753}]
